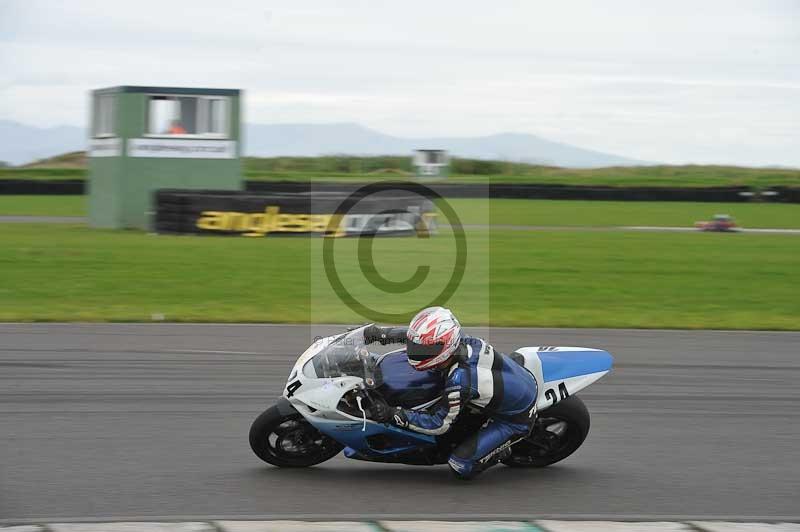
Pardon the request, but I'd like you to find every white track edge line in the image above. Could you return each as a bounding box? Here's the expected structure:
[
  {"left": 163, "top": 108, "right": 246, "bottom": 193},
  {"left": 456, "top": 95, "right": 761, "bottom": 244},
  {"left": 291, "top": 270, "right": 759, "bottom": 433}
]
[{"left": 3, "top": 515, "right": 800, "bottom": 525}]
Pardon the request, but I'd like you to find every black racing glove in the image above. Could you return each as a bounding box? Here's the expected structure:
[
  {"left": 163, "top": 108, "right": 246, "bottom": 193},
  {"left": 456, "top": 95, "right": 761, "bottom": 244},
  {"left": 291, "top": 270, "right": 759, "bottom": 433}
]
[
  {"left": 367, "top": 392, "right": 409, "bottom": 428},
  {"left": 362, "top": 324, "right": 384, "bottom": 345},
  {"left": 391, "top": 407, "right": 409, "bottom": 429},
  {"left": 368, "top": 394, "right": 394, "bottom": 423},
  {"left": 363, "top": 325, "right": 408, "bottom": 346}
]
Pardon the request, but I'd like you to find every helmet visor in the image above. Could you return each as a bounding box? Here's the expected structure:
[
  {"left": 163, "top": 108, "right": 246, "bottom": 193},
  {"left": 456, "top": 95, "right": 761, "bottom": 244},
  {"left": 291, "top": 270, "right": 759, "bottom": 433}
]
[{"left": 407, "top": 341, "right": 446, "bottom": 361}]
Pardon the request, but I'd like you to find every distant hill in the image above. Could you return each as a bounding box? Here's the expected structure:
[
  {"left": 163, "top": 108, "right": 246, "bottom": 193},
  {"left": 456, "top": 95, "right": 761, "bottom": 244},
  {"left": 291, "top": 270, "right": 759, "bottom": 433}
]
[
  {"left": 244, "top": 123, "right": 648, "bottom": 167},
  {"left": 0, "top": 121, "right": 85, "bottom": 167},
  {"left": 0, "top": 119, "right": 647, "bottom": 167},
  {"left": 22, "top": 151, "right": 87, "bottom": 168},
  {"left": 5, "top": 152, "right": 800, "bottom": 188}
]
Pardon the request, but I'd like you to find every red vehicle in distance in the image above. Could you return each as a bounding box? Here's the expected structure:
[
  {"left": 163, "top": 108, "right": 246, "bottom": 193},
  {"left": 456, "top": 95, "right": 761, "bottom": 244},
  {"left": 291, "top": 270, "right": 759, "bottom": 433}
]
[{"left": 695, "top": 214, "right": 739, "bottom": 232}]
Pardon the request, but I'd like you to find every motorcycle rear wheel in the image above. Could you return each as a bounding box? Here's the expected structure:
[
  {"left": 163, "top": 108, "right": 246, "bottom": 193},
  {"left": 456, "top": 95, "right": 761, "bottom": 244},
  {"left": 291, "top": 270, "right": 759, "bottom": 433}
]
[
  {"left": 503, "top": 395, "right": 590, "bottom": 468},
  {"left": 249, "top": 405, "right": 343, "bottom": 467}
]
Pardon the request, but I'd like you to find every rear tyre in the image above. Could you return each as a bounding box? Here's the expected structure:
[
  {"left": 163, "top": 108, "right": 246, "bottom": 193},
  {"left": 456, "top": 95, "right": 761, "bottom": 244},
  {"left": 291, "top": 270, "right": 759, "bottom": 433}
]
[
  {"left": 503, "top": 395, "right": 590, "bottom": 468},
  {"left": 249, "top": 405, "right": 343, "bottom": 467}
]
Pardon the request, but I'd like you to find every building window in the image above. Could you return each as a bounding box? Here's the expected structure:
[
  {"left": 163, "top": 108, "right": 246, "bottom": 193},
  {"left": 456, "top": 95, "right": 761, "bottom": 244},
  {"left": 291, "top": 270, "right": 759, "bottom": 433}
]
[
  {"left": 425, "top": 151, "right": 446, "bottom": 165},
  {"left": 93, "top": 94, "right": 115, "bottom": 137},
  {"left": 146, "top": 95, "right": 229, "bottom": 137},
  {"left": 207, "top": 98, "right": 228, "bottom": 135}
]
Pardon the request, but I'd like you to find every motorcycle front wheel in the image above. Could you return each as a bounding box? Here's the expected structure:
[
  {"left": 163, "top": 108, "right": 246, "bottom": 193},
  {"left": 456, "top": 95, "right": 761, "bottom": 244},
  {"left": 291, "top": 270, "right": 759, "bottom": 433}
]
[
  {"left": 249, "top": 405, "right": 343, "bottom": 467},
  {"left": 503, "top": 395, "right": 590, "bottom": 468}
]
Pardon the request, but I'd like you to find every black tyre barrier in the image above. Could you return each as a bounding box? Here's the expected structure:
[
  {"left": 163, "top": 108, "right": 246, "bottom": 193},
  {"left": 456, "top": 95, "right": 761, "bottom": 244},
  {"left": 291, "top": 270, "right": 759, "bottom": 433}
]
[
  {"left": 3, "top": 178, "right": 798, "bottom": 203},
  {"left": 0, "top": 179, "right": 85, "bottom": 195},
  {"left": 246, "top": 181, "right": 772, "bottom": 203},
  {"left": 153, "top": 188, "right": 437, "bottom": 237},
  {"left": 767, "top": 187, "right": 800, "bottom": 203}
]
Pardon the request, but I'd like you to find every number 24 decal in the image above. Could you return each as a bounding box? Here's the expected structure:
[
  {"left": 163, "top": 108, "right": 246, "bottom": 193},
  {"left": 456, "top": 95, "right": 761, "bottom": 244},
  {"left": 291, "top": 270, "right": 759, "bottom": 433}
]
[{"left": 544, "top": 382, "right": 569, "bottom": 405}]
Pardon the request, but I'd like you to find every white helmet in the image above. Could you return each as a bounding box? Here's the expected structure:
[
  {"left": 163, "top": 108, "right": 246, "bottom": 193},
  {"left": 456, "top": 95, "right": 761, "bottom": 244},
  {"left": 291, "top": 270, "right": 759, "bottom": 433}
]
[{"left": 406, "top": 307, "right": 463, "bottom": 370}]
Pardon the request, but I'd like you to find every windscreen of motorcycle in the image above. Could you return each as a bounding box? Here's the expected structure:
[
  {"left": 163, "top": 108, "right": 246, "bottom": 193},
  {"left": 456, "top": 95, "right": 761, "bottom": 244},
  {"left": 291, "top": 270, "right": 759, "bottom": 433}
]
[{"left": 302, "top": 327, "right": 382, "bottom": 387}]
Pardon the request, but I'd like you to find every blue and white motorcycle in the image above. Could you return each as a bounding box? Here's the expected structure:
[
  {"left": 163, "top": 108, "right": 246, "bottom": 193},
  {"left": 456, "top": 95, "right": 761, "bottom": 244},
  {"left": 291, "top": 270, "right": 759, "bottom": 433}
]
[{"left": 249, "top": 325, "right": 613, "bottom": 471}]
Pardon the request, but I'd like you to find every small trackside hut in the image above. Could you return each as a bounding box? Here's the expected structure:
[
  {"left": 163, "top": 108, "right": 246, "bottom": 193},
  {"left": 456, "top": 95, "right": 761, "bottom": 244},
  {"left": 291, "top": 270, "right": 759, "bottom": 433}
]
[
  {"left": 87, "top": 85, "right": 243, "bottom": 229},
  {"left": 412, "top": 149, "right": 449, "bottom": 179}
]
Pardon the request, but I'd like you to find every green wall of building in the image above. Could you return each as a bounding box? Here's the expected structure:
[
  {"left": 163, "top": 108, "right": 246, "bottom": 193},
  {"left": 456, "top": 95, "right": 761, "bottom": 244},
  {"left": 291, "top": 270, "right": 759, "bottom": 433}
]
[{"left": 88, "top": 86, "right": 243, "bottom": 229}]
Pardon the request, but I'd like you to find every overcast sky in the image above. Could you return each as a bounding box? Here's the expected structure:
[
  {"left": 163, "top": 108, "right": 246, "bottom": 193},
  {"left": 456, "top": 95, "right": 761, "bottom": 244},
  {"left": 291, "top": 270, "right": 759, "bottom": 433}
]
[{"left": 1, "top": 0, "right": 798, "bottom": 166}]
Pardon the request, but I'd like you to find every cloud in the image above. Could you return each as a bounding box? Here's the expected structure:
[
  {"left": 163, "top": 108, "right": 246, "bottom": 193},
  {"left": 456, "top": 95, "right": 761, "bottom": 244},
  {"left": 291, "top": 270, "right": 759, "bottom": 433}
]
[{"left": 0, "top": 0, "right": 798, "bottom": 166}]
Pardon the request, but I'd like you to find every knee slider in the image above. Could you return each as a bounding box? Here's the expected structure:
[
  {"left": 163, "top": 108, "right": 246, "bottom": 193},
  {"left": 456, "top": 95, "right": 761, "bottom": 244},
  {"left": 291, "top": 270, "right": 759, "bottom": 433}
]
[{"left": 448, "top": 456, "right": 477, "bottom": 479}]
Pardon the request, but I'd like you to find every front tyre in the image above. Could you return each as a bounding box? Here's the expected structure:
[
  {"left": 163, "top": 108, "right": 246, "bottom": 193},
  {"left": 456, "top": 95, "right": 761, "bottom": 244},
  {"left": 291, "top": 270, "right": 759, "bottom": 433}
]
[
  {"left": 249, "top": 404, "right": 343, "bottom": 467},
  {"left": 503, "top": 395, "right": 590, "bottom": 468}
]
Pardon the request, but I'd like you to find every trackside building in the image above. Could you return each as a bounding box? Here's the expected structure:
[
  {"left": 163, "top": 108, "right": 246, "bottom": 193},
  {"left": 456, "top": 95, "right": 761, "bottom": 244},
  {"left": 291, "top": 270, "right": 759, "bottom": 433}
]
[{"left": 87, "top": 85, "right": 243, "bottom": 229}]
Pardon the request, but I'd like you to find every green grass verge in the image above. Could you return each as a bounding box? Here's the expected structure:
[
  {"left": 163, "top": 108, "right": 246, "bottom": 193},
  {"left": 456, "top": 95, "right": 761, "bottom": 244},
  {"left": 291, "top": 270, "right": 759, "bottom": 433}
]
[
  {"left": 242, "top": 166, "right": 800, "bottom": 188},
  {"left": 2, "top": 195, "right": 798, "bottom": 230},
  {"left": 4, "top": 157, "right": 800, "bottom": 188},
  {"left": 449, "top": 199, "right": 800, "bottom": 229},
  {"left": 0, "top": 224, "right": 797, "bottom": 329},
  {"left": 0, "top": 195, "right": 86, "bottom": 216},
  {"left": 0, "top": 168, "right": 85, "bottom": 180},
  {"left": 243, "top": 156, "right": 800, "bottom": 188}
]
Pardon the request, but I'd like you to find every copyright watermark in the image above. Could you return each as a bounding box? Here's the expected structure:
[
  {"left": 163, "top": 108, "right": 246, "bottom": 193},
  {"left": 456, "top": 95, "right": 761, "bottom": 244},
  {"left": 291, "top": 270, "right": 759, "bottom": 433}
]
[{"left": 321, "top": 182, "right": 467, "bottom": 323}]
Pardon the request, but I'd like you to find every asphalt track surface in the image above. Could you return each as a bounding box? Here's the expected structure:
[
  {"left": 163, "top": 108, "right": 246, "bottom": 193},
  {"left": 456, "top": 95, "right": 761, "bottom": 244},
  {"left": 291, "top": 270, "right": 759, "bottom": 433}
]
[{"left": 1, "top": 324, "right": 798, "bottom": 522}]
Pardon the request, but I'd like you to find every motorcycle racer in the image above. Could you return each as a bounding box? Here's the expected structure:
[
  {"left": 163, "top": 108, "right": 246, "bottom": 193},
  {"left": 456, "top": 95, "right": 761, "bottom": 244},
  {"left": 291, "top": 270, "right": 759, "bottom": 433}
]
[{"left": 363, "top": 306, "right": 539, "bottom": 479}]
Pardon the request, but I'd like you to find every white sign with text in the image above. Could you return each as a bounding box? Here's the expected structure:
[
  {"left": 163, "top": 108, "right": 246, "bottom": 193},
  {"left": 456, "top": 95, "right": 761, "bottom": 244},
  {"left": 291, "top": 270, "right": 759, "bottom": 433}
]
[
  {"left": 89, "top": 137, "right": 122, "bottom": 157},
  {"left": 127, "top": 138, "right": 236, "bottom": 159}
]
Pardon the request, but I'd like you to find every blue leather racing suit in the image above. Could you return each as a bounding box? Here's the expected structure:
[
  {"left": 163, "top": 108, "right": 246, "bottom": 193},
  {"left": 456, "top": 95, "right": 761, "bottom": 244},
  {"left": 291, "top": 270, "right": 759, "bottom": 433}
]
[{"left": 366, "top": 327, "right": 539, "bottom": 479}]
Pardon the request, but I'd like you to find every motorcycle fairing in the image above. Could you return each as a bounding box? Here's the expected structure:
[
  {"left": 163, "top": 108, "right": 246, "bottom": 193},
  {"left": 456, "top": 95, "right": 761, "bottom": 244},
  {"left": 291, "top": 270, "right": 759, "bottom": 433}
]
[
  {"left": 284, "top": 329, "right": 613, "bottom": 464},
  {"left": 285, "top": 329, "right": 439, "bottom": 461},
  {"left": 536, "top": 347, "right": 613, "bottom": 382},
  {"left": 310, "top": 416, "right": 436, "bottom": 456},
  {"left": 514, "top": 346, "right": 613, "bottom": 411}
]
